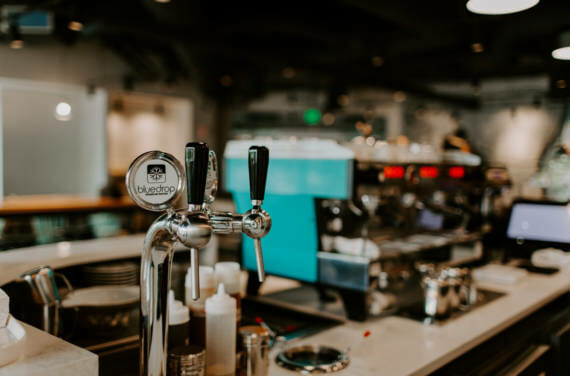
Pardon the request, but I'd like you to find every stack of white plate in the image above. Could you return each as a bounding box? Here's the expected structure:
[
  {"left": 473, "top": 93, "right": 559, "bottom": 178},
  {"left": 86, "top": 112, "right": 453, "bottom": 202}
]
[{"left": 83, "top": 262, "right": 138, "bottom": 286}]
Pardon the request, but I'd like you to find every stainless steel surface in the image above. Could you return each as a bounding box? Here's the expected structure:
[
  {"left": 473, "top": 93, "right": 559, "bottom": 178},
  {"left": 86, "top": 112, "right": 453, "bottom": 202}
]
[
  {"left": 210, "top": 211, "right": 243, "bottom": 234},
  {"left": 242, "top": 207, "right": 272, "bottom": 282},
  {"left": 421, "top": 266, "right": 479, "bottom": 318},
  {"left": 190, "top": 248, "right": 199, "bottom": 301},
  {"left": 20, "top": 266, "right": 62, "bottom": 336},
  {"left": 167, "top": 345, "right": 206, "bottom": 376},
  {"left": 126, "top": 145, "right": 272, "bottom": 376},
  {"left": 239, "top": 326, "right": 271, "bottom": 376},
  {"left": 422, "top": 276, "right": 450, "bottom": 318},
  {"left": 443, "top": 267, "right": 478, "bottom": 309},
  {"left": 253, "top": 239, "right": 265, "bottom": 282},
  {"left": 125, "top": 151, "right": 185, "bottom": 212},
  {"left": 397, "top": 287, "right": 506, "bottom": 325},
  {"left": 205, "top": 151, "right": 218, "bottom": 205},
  {"left": 275, "top": 345, "right": 349, "bottom": 374},
  {"left": 140, "top": 214, "right": 173, "bottom": 376},
  {"left": 448, "top": 278, "right": 461, "bottom": 310},
  {"left": 171, "top": 212, "right": 212, "bottom": 249}
]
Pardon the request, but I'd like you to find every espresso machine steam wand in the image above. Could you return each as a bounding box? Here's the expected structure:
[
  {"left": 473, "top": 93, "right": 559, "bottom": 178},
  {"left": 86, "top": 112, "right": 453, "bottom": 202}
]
[{"left": 126, "top": 142, "right": 271, "bottom": 376}]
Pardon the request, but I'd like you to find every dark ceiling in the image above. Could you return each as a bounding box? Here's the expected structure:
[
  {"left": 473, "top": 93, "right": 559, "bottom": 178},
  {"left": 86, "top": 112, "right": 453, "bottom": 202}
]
[{"left": 5, "top": 0, "right": 570, "bottom": 103}]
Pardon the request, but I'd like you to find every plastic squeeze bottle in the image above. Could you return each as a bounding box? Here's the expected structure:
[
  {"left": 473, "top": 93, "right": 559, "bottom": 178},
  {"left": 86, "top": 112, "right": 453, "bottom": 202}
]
[{"left": 205, "top": 283, "right": 236, "bottom": 376}]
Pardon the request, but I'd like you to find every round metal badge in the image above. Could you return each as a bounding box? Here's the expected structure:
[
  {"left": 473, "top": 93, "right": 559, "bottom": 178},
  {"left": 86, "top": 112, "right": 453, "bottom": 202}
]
[{"left": 126, "top": 151, "right": 185, "bottom": 212}]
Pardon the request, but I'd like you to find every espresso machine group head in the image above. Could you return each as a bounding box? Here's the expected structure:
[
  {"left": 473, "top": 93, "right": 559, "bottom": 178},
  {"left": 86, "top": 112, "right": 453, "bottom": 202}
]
[{"left": 126, "top": 142, "right": 271, "bottom": 376}]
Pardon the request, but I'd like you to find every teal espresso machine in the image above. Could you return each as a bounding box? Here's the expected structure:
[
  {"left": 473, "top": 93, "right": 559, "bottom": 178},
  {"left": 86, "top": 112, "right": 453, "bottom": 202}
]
[{"left": 224, "top": 139, "right": 355, "bottom": 298}]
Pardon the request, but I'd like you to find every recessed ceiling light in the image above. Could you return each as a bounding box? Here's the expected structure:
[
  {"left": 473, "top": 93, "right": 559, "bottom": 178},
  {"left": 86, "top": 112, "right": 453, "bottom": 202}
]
[
  {"left": 371, "top": 56, "right": 384, "bottom": 67},
  {"left": 552, "top": 47, "right": 570, "bottom": 60},
  {"left": 9, "top": 39, "right": 23, "bottom": 49},
  {"left": 552, "top": 31, "right": 570, "bottom": 60},
  {"left": 219, "top": 75, "right": 233, "bottom": 87},
  {"left": 471, "top": 43, "right": 484, "bottom": 53},
  {"left": 55, "top": 102, "right": 72, "bottom": 121},
  {"left": 337, "top": 94, "right": 350, "bottom": 107},
  {"left": 393, "top": 91, "right": 406, "bottom": 103},
  {"left": 155, "top": 0, "right": 171, "bottom": 3},
  {"left": 466, "top": 0, "right": 539, "bottom": 15},
  {"left": 68, "top": 21, "right": 83, "bottom": 32},
  {"left": 282, "top": 67, "right": 296, "bottom": 79}
]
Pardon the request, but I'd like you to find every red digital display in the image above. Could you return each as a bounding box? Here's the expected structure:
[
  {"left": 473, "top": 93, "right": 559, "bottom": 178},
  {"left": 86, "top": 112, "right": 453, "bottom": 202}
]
[
  {"left": 384, "top": 166, "right": 405, "bottom": 179},
  {"left": 448, "top": 166, "right": 465, "bottom": 179},
  {"left": 419, "top": 166, "right": 438, "bottom": 179}
]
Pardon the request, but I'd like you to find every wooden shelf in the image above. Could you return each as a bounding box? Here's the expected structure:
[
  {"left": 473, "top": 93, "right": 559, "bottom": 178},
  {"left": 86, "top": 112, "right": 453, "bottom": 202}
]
[{"left": 0, "top": 195, "right": 136, "bottom": 215}]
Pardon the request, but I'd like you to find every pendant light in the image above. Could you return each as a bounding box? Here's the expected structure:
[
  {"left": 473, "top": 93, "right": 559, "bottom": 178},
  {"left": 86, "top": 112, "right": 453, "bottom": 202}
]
[
  {"left": 466, "top": 0, "right": 539, "bottom": 15},
  {"left": 552, "top": 31, "right": 570, "bottom": 60}
]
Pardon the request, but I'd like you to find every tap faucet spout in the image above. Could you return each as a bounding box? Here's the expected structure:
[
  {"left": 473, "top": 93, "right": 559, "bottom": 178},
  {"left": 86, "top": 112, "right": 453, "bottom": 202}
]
[
  {"left": 140, "top": 214, "right": 176, "bottom": 376},
  {"left": 127, "top": 143, "right": 272, "bottom": 376}
]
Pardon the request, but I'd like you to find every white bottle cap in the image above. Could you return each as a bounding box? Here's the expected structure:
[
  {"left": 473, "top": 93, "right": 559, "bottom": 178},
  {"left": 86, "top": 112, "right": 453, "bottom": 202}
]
[
  {"left": 185, "top": 265, "right": 215, "bottom": 289},
  {"left": 169, "top": 290, "right": 190, "bottom": 326},
  {"left": 214, "top": 262, "right": 241, "bottom": 295},
  {"left": 205, "top": 284, "right": 236, "bottom": 315},
  {"left": 0, "top": 288, "right": 9, "bottom": 327}
]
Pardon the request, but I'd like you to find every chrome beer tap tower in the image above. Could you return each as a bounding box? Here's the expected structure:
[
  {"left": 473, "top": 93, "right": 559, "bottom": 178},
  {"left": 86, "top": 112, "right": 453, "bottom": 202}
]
[{"left": 126, "top": 142, "right": 271, "bottom": 376}]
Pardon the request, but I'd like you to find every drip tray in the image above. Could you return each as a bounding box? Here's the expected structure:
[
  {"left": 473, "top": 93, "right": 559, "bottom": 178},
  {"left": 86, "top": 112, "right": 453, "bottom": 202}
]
[
  {"left": 276, "top": 345, "right": 349, "bottom": 374},
  {"left": 396, "top": 288, "right": 506, "bottom": 325}
]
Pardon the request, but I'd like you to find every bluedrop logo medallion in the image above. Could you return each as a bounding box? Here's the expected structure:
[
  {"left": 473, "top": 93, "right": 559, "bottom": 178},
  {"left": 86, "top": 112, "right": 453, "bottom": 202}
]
[{"left": 147, "top": 164, "right": 166, "bottom": 183}]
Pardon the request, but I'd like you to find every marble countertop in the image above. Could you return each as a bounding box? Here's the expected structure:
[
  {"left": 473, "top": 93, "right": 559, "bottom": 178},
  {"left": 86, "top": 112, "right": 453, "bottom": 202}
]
[
  {"left": 0, "top": 321, "right": 97, "bottom": 376},
  {"left": 268, "top": 268, "right": 570, "bottom": 376},
  {"left": 0, "top": 235, "right": 146, "bottom": 286},
  {"left": 2, "top": 236, "right": 569, "bottom": 375}
]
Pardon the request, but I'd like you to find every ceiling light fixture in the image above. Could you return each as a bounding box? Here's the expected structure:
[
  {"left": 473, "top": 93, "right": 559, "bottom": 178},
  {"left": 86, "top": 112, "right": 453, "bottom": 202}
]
[
  {"left": 371, "top": 56, "right": 384, "bottom": 67},
  {"left": 282, "top": 67, "right": 296, "bottom": 79},
  {"left": 55, "top": 102, "right": 72, "bottom": 121},
  {"left": 393, "top": 91, "right": 406, "bottom": 103},
  {"left": 219, "top": 75, "right": 233, "bottom": 87},
  {"left": 552, "top": 31, "right": 570, "bottom": 60},
  {"left": 9, "top": 39, "right": 23, "bottom": 49},
  {"left": 337, "top": 94, "right": 350, "bottom": 107},
  {"left": 68, "top": 21, "right": 83, "bottom": 32},
  {"left": 471, "top": 42, "right": 484, "bottom": 53},
  {"left": 466, "top": 0, "right": 539, "bottom": 15}
]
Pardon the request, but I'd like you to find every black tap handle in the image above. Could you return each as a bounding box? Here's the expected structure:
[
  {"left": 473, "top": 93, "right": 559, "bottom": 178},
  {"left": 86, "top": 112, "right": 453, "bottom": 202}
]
[
  {"left": 248, "top": 146, "right": 269, "bottom": 203},
  {"left": 185, "top": 142, "right": 209, "bottom": 206}
]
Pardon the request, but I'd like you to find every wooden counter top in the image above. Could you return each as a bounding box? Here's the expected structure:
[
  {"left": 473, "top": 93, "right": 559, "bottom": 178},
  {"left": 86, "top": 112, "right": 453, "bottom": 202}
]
[{"left": 0, "top": 195, "right": 136, "bottom": 215}]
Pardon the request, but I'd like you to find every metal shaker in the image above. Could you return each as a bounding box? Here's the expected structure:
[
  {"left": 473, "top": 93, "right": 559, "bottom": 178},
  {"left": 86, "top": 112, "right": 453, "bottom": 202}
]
[
  {"left": 445, "top": 267, "right": 477, "bottom": 309},
  {"left": 443, "top": 268, "right": 462, "bottom": 310},
  {"left": 422, "top": 276, "right": 450, "bottom": 318},
  {"left": 167, "top": 345, "right": 206, "bottom": 376},
  {"left": 238, "top": 325, "right": 271, "bottom": 376},
  {"left": 19, "top": 266, "right": 71, "bottom": 336},
  {"left": 461, "top": 269, "right": 478, "bottom": 307}
]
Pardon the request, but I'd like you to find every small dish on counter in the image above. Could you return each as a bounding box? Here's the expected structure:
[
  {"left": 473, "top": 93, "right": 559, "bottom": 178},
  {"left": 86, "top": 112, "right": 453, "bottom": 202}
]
[{"left": 276, "top": 344, "right": 350, "bottom": 374}]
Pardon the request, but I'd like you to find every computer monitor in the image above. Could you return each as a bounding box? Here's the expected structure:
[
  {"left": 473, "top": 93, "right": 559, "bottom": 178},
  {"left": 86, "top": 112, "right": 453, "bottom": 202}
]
[{"left": 506, "top": 200, "right": 570, "bottom": 257}]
